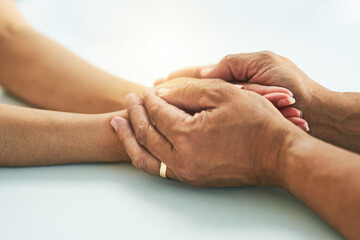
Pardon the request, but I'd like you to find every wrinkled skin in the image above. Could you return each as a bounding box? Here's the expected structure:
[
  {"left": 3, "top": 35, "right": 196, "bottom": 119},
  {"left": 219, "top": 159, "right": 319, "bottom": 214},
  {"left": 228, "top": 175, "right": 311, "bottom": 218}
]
[
  {"left": 156, "top": 77, "right": 307, "bottom": 130},
  {"left": 112, "top": 80, "right": 304, "bottom": 187},
  {"left": 156, "top": 51, "right": 327, "bottom": 131}
]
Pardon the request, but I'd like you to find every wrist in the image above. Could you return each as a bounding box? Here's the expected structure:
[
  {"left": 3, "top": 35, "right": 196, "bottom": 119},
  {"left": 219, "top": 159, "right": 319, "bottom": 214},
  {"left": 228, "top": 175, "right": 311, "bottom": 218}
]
[
  {"left": 303, "top": 83, "right": 333, "bottom": 124},
  {"left": 269, "top": 126, "right": 310, "bottom": 188},
  {"left": 94, "top": 110, "right": 130, "bottom": 162},
  {"left": 104, "top": 81, "right": 145, "bottom": 112},
  {"left": 254, "top": 120, "right": 307, "bottom": 187},
  {"left": 307, "top": 89, "right": 360, "bottom": 152}
]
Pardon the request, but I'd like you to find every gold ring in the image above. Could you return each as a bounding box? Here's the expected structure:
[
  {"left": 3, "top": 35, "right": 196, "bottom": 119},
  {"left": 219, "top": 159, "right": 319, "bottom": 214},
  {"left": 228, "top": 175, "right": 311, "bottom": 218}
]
[{"left": 159, "top": 162, "right": 167, "bottom": 179}]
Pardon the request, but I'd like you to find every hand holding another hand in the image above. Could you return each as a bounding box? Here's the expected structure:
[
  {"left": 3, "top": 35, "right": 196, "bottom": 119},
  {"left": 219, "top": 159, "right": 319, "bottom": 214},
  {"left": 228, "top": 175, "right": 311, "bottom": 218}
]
[
  {"left": 112, "top": 80, "right": 306, "bottom": 187},
  {"left": 157, "top": 51, "right": 332, "bottom": 128},
  {"left": 156, "top": 77, "right": 308, "bottom": 131},
  {"left": 110, "top": 53, "right": 360, "bottom": 238}
]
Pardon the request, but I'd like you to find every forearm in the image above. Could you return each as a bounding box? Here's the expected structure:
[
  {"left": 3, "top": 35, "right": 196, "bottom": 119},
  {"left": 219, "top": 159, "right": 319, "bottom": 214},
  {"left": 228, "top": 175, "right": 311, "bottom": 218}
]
[
  {"left": 0, "top": 24, "right": 144, "bottom": 113},
  {"left": 309, "top": 90, "right": 360, "bottom": 153},
  {"left": 0, "top": 0, "right": 29, "bottom": 34},
  {"left": 0, "top": 104, "right": 129, "bottom": 166},
  {"left": 280, "top": 133, "right": 360, "bottom": 239}
]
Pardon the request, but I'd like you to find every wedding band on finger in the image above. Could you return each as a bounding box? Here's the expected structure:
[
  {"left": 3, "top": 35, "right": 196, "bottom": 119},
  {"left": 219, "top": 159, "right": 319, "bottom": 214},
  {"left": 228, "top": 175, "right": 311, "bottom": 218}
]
[{"left": 159, "top": 162, "right": 167, "bottom": 179}]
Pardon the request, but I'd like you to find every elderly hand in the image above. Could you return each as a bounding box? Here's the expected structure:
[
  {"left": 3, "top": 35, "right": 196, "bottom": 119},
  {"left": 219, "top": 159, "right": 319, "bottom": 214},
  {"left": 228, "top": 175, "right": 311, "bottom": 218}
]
[
  {"left": 156, "top": 77, "right": 308, "bottom": 131},
  {"left": 111, "top": 80, "right": 306, "bottom": 187},
  {"left": 155, "top": 51, "right": 342, "bottom": 144}
]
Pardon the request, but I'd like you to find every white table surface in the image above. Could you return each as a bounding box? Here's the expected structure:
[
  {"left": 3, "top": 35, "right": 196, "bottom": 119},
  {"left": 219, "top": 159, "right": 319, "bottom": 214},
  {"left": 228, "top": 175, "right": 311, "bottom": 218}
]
[{"left": 2, "top": 0, "right": 360, "bottom": 239}]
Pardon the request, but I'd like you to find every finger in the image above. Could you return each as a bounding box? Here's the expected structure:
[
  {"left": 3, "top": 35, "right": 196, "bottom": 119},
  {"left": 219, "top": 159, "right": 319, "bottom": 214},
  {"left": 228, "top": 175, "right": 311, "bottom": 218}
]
[
  {"left": 200, "top": 52, "right": 270, "bottom": 82},
  {"left": 279, "top": 107, "right": 302, "bottom": 118},
  {"left": 111, "top": 116, "right": 177, "bottom": 179},
  {"left": 287, "top": 117, "right": 307, "bottom": 125},
  {"left": 142, "top": 88, "right": 195, "bottom": 142},
  {"left": 240, "top": 83, "right": 293, "bottom": 97},
  {"left": 154, "top": 77, "right": 205, "bottom": 90},
  {"left": 126, "top": 93, "right": 173, "bottom": 164},
  {"left": 262, "top": 92, "right": 296, "bottom": 108},
  {"left": 154, "top": 64, "right": 215, "bottom": 86},
  {"left": 154, "top": 77, "right": 166, "bottom": 86},
  {"left": 200, "top": 54, "right": 249, "bottom": 81},
  {"left": 156, "top": 79, "right": 227, "bottom": 112},
  {"left": 287, "top": 117, "right": 310, "bottom": 132},
  {"left": 168, "top": 65, "right": 215, "bottom": 80},
  {"left": 296, "top": 124, "right": 310, "bottom": 132},
  {"left": 145, "top": 81, "right": 236, "bottom": 140}
]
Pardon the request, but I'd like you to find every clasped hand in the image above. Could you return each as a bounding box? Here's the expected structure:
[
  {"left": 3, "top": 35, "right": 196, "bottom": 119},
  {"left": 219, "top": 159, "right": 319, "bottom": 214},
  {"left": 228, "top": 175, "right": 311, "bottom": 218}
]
[{"left": 111, "top": 51, "right": 316, "bottom": 187}]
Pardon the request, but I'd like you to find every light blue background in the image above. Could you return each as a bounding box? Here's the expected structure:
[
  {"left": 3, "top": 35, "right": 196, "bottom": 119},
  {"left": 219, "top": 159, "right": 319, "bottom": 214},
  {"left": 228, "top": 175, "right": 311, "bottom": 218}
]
[{"left": 2, "top": 0, "right": 359, "bottom": 239}]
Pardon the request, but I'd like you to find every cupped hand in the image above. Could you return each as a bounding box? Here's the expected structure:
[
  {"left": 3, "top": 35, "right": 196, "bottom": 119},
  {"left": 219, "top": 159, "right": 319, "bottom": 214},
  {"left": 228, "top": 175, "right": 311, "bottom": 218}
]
[
  {"left": 155, "top": 51, "right": 331, "bottom": 132},
  {"left": 111, "top": 80, "right": 307, "bottom": 187},
  {"left": 155, "top": 77, "right": 308, "bottom": 131}
]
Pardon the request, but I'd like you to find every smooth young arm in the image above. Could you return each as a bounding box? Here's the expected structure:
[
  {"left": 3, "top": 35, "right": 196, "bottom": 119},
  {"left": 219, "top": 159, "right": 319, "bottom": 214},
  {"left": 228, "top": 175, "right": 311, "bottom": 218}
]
[
  {"left": 0, "top": 0, "right": 144, "bottom": 114},
  {"left": 0, "top": 103, "right": 129, "bottom": 166},
  {"left": 0, "top": 2, "right": 305, "bottom": 119}
]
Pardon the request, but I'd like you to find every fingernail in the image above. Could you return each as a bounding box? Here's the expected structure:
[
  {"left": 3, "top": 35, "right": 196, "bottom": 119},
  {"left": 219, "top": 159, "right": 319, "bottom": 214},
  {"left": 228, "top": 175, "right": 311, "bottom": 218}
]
[
  {"left": 299, "top": 123, "right": 310, "bottom": 132},
  {"left": 278, "top": 97, "right": 296, "bottom": 107},
  {"left": 304, "top": 123, "right": 310, "bottom": 132},
  {"left": 288, "top": 97, "right": 296, "bottom": 105},
  {"left": 110, "top": 116, "right": 124, "bottom": 132},
  {"left": 200, "top": 67, "right": 214, "bottom": 77},
  {"left": 235, "top": 84, "right": 244, "bottom": 89},
  {"left": 157, "top": 88, "right": 171, "bottom": 97},
  {"left": 298, "top": 110, "right": 303, "bottom": 118}
]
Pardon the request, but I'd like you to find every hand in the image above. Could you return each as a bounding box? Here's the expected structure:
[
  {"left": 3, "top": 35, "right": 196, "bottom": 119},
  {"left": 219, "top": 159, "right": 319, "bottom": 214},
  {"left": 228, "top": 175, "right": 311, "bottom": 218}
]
[
  {"left": 156, "top": 77, "right": 308, "bottom": 131},
  {"left": 155, "top": 51, "right": 332, "bottom": 134},
  {"left": 111, "top": 80, "right": 306, "bottom": 187}
]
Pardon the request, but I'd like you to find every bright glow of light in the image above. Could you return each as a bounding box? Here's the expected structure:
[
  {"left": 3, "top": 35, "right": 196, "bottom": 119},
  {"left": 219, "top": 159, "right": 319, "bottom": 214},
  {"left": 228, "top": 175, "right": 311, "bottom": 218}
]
[
  {"left": 333, "top": 0, "right": 360, "bottom": 24},
  {"left": 89, "top": 0, "right": 223, "bottom": 86},
  {"left": 141, "top": 33, "right": 193, "bottom": 83},
  {"left": 17, "top": 0, "right": 360, "bottom": 92}
]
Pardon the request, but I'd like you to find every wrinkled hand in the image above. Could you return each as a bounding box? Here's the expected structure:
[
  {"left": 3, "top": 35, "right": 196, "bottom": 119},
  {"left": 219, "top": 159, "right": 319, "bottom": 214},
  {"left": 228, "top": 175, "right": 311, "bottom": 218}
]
[
  {"left": 156, "top": 77, "right": 308, "bottom": 131},
  {"left": 111, "top": 80, "right": 305, "bottom": 187},
  {"left": 156, "top": 51, "right": 330, "bottom": 131}
]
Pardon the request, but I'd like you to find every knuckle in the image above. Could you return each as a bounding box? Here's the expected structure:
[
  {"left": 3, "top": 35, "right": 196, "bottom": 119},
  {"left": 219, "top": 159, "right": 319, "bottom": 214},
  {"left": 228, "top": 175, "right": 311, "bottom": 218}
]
[
  {"left": 134, "top": 123, "right": 147, "bottom": 146},
  {"left": 173, "top": 134, "right": 190, "bottom": 148},
  {"left": 197, "top": 83, "right": 227, "bottom": 103},
  {"left": 209, "top": 84, "right": 229, "bottom": 101},
  {"left": 174, "top": 118, "right": 198, "bottom": 144},
  {"left": 181, "top": 81, "right": 194, "bottom": 92},
  {"left": 221, "top": 54, "right": 237, "bottom": 64},
  {"left": 198, "top": 94, "right": 211, "bottom": 107},
  {"left": 258, "top": 50, "right": 277, "bottom": 61},
  {"left": 204, "top": 78, "right": 225, "bottom": 85},
  {"left": 178, "top": 167, "right": 200, "bottom": 185},
  {"left": 150, "top": 101, "right": 160, "bottom": 112},
  {"left": 173, "top": 130, "right": 195, "bottom": 152},
  {"left": 132, "top": 154, "right": 147, "bottom": 172},
  {"left": 212, "top": 84, "right": 227, "bottom": 94}
]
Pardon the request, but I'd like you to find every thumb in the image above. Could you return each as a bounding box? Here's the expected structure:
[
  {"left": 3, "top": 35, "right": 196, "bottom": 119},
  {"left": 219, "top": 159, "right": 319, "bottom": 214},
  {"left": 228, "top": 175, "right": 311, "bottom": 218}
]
[
  {"left": 157, "top": 79, "right": 227, "bottom": 113},
  {"left": 200, "top": 63, "right": 235, "bottom": 82},
  {"left": 154, "top": 64, "right": 216, "bottom": 86},
  {"left": 154, "top": 77, "right": 166, "bottom": 86},
  {"left": 200, "top": 53, "right": 255, "bottom": 82}
]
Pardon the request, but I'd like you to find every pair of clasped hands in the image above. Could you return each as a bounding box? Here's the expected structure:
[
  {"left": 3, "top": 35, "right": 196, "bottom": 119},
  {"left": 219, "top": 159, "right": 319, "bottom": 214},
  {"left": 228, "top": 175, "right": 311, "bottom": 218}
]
[{"left": 111, "top": 51, "right": 322, "bottom": 187}]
